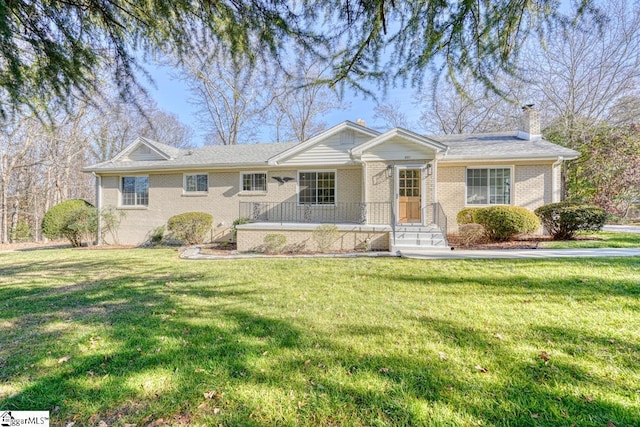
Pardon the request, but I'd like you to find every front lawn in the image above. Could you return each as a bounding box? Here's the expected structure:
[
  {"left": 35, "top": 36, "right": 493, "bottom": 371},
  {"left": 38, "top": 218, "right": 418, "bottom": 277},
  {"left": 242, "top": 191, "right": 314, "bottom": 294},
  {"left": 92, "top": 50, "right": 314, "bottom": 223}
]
[
  {"left": 540, "top": 231, "right": 640, "bottom": 248},
  {"left": 0, "top": 249, "right": 638, "bottom": 426}
]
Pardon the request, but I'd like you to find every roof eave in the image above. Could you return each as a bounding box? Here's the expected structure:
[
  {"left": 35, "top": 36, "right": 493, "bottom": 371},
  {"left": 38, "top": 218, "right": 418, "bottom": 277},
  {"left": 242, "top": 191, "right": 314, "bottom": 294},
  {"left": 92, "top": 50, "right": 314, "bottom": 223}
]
[
  {"left": 439, "top": 154, "right": 579, "bottom": 163},
  {"left": 83, "top": 161, "right": 274, "bottom": 174}
]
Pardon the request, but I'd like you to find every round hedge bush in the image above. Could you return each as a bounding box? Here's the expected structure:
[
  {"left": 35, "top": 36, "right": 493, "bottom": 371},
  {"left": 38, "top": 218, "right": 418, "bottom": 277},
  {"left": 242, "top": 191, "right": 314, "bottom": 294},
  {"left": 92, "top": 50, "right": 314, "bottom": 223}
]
[
  {"left": 456, "top": 207, "right": 481, "bottom": 225},
  {"left": 61, "top": 205, "right": 98, "bottom": 247},
  {"left": 167, "top": 211, "right": 213, "bottom": 245},
  {"left": 42, "top": 199, "right": 94, "bottom": 240},
  {"left": 534, "top": 202, "right": 606, "bottom": 240},
  {"left": 474, "top": 206, "right": 540, "bottom": 242}
]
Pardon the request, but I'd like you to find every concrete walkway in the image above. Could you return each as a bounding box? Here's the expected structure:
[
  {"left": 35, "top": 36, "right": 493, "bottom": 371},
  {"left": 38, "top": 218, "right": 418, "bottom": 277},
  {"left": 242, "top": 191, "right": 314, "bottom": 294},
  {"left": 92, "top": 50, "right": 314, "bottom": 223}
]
[
  {"left": 182, "top": 227, "right": 640, "bottom": 260},
  {"left": 180, "top": 246, "right": 397, "bottom": 260},
  {"left": 181, "top": 246, "right": 640, "bottom": 260},
  {"left": 399, "top": 247, "right": 640, "bottom": 260}
]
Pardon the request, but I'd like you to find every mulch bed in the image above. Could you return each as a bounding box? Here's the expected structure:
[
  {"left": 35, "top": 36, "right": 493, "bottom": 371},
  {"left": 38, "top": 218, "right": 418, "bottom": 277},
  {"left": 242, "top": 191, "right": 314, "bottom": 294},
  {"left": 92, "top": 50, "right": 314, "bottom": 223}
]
[
  {"left": 198, "top": 242, "right": 238, "bottom": 255},
  {"left": 447, "top": 234, "right": 601, "bottom": 250}
]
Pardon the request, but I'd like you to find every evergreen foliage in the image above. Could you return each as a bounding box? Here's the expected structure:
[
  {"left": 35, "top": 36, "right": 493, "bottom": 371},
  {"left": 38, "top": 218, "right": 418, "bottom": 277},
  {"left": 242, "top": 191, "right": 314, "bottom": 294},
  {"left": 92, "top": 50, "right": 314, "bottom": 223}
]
[
  {"left": 456, "top": 207, "right": 481, "bottom": 225},
  {"left": 167, "top": 212, "right": 213, "bottom": 245},
  {"left": 535, "top": 202, "right": 606, "bottom": 240},
  {"left": 61, "top": 205, "right": 98, "bottom": 247},
  {"left": 474, "top": 206, "right": 540, "bottom": 242},
  {"left": 41, "top": 199, "right": 94, "bottom": 241},
  {"left": 0, "top": 1, "right": 597, "bottom": 117}
]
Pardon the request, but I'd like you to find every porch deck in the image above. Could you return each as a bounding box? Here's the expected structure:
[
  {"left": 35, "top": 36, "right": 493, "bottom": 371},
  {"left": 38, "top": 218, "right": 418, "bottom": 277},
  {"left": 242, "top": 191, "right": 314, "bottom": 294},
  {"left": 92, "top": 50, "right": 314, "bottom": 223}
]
[
  {"left": 238, "top": 201, "right": 393, "bottom": 225},
  {"left": 236, "top": 201, "right": 448, "bottom": 252}
]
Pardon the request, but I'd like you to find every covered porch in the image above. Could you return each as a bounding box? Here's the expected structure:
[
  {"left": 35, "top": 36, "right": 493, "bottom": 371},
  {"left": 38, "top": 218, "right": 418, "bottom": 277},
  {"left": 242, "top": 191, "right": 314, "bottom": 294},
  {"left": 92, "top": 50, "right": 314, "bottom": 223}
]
[{"left": 236, "top": 201, "right": 448, "bottom": 252}]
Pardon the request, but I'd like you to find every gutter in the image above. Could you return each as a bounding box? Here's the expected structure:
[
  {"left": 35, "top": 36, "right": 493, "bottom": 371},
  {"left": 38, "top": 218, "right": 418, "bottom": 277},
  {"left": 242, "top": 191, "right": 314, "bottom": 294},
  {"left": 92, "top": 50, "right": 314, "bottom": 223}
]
[
  {"left": 82, "top": 161, "right": 276, "bottom": 174},
  {"left": 551, "top": 156, "right": 564, "bottom": 203},
  {"left": 92, "top": 172, "right": 102, "bottom": 245},
  {"left": 439, "top": 154, "right": 578, "bottom": 163}
]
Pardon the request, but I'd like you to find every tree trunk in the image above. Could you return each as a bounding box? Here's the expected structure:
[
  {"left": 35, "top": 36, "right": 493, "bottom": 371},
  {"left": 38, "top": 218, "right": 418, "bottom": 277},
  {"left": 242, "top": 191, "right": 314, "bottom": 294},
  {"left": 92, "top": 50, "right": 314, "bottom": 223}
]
[{"left": 1, "top": 155, "right": 8, "bottom": 244}]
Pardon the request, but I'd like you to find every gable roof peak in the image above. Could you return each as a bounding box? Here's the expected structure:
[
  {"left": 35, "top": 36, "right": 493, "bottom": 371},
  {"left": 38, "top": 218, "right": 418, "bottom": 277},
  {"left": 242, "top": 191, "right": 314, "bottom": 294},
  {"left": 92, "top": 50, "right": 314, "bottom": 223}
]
[
  {"left": 267, "top": 120, "right": 381, "bottom": 165},
  {"left": 350, "top": 126, "right": 448, "bottom": 157},
  {"left": 110, "top": 136, "right": 184, "bottom": 163}
]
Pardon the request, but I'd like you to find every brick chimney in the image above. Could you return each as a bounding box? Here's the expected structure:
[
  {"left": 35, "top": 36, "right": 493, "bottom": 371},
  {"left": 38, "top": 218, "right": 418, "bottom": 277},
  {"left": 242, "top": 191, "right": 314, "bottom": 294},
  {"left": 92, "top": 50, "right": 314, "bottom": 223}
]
[{"left": 517, "top": 105, "right": 541, "bottom": 141}]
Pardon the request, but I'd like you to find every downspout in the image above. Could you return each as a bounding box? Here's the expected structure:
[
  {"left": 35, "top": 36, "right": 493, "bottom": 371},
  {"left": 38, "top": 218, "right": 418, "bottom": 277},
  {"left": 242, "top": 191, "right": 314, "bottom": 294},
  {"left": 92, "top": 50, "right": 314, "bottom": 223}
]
[
  {"left": 362, "top": 161, "right": 368, "bottom": 210},
  {"left": 432, "top": 158, "right": 438, "bottom": 204},
  {"left": 551, "top": 156, "right": 563, "bottom": 203},
  {"left": 92, "top": 172, "right": 102, "bottom": 245}
]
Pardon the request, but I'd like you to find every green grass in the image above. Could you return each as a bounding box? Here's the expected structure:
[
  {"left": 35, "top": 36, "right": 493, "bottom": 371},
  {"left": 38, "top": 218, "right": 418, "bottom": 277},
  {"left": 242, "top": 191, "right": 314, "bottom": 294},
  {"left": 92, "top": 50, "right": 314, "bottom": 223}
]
[
  {"left": 1, "top": 248, "right": 639, "bottom": 426},
  {"left": 539, "top": 231, "right": 640, "bottom": 248}
]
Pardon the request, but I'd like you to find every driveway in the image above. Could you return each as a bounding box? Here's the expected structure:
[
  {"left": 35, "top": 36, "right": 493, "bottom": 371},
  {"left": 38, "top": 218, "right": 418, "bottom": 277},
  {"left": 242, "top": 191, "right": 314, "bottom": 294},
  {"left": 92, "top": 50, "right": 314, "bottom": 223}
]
[{"left": 603, "top": 224, "right": 640, "bottom": 234}]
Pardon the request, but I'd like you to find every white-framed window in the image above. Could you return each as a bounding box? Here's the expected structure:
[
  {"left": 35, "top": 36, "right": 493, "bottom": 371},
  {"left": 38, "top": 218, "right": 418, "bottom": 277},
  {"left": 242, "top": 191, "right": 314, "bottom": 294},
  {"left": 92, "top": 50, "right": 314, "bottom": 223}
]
[
  {"left": 121, "top": 176, "right": 149, "bottom": 206},
  {"left": 184, "top": 173, "right": 208, "bottom": 193},
  {"left": 241, "top": 172, "right": 267, "bottom": 192},
  {"left": 466, "top": 167, "right": 511, "bottom": 205},
  {"left": 298, "top": 170, "right": 336, "bottom": 205}
]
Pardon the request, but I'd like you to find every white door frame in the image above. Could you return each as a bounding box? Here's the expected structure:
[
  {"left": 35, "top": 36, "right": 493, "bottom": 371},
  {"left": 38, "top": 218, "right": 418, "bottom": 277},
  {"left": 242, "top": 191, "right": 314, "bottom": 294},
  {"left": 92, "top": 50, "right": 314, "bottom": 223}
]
[{"left": 394, "top": 164, "right": 426, "bottom": 226}]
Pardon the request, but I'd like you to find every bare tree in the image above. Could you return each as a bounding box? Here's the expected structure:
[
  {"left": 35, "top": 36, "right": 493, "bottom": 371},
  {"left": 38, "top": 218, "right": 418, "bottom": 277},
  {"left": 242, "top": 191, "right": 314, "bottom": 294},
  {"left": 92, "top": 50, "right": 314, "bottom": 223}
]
[
  {"left": 417, "top": 71, "right": 525, "bottom": 134},
  {"left": 373, "top": 100, "right": 410, "bottom": 129},
  {"left": 87, "top": 91, "right": 193, "bottom": 162},
  {"left": 0, "top": 115, "right": 39, "bottom": 243},
  {"left": 268, "top": 59, "right": 347, "bottom": 142},
  {"left": 179, "top": 47, "right": 273, "bottom": 145},
  {"left": 527, "top": 0, "right": 640, "bottom": 146},
  {"left": 0, "top": 87, "right": 193, "bottom": 244}
]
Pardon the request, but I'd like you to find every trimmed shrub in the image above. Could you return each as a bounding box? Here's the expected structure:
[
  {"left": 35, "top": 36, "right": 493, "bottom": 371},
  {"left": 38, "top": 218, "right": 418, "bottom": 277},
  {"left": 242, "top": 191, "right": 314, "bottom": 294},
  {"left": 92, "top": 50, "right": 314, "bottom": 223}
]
[
  {"left": 475, "top": 206, "right": 539, "bottom": 242},
  {"left": 263, "top": 233, "right": 287, "bottom": 254},
  {"left": 232, "top": 216, "right": 251, "bottom": 240},
  {"left": 42, "top": 199, "right": 94, "bottom": 241},
  {"left": 313, "top": 224, "right": 339, "bottom": 253},
  {"left": 61, "top": 205, "right": 98, "bottom": 247},
  {"left": 457, "top": 207, "right": 481, "bottom": 225},
  {"left": 167, "top": 212, "right": 213, "bottom": 245},
  {"left": 535, "top": 202, "right": 606, "bottom": 240},
  {"left": 457, "top": 223, "right": 487, "bottom": 246}
]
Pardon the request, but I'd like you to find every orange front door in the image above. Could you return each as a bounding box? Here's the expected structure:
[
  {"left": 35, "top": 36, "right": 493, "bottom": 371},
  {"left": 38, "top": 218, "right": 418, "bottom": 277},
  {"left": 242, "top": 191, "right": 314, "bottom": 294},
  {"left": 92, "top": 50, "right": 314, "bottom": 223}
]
[{"left": 398, "top": 169, "right": 421, "bottom": 223}]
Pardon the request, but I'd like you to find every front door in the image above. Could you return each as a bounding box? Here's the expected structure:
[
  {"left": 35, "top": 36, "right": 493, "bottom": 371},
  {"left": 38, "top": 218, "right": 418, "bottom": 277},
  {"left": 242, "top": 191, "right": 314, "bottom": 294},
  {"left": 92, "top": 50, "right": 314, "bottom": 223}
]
[{"left": 398, "top": 169, "right": 422, "bottom": 223}]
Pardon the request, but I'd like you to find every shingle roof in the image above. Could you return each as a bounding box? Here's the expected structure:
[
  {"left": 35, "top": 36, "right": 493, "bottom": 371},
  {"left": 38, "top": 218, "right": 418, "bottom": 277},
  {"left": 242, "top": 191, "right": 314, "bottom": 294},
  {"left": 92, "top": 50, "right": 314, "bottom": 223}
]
[
  {"left": 84, "top": 125, "right": 580, "bottom": 173},
  {"left": 434, "top": 132, "right": 579, "bottom": 161},
  {"left": 85, "top": 141, "right": 298, "bottom": 172},
  {"left": 137, "top": 137, "right": 184, "bottom": 160}
]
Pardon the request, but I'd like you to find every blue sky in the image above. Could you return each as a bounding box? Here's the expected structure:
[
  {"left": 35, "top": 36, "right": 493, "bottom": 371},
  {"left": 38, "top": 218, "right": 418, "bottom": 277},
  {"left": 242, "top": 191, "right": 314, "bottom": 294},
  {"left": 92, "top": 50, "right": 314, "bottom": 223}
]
[{"left": 143, "top": 61, "right": 422, "bottom": 144}]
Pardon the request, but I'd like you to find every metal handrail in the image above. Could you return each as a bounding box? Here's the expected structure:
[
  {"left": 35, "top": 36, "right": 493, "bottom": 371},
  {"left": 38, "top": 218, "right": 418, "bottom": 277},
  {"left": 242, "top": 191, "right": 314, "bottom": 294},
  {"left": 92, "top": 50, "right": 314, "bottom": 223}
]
[{"left": 239, "top": 201, "right": 392, "bottom": 225}]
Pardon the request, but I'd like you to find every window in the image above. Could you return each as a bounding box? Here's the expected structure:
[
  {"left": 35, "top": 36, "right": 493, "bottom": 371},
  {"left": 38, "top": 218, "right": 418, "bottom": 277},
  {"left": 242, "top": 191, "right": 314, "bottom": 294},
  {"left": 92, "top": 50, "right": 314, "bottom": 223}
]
[
  {"left": 121, "top": 176, "right": 149, "bottom": 206},
  {"left": 184, "top": 173, "right": 208, "bottom": 193},
  {"left": 298, "top": 171, "right": 335, "bottom": 205},
  {"left": 466, "top": 168, "right": 511, "bottom": 205},
  {"left": 242, "top": 172, "right": 267, "bottom": 192}
]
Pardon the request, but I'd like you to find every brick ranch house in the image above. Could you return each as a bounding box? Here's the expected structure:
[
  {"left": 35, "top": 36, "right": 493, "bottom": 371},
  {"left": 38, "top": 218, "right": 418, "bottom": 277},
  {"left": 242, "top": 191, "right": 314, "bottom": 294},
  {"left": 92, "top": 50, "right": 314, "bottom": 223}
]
[{"left": 84, "top": 107, "right": 579, "bottom": 252}]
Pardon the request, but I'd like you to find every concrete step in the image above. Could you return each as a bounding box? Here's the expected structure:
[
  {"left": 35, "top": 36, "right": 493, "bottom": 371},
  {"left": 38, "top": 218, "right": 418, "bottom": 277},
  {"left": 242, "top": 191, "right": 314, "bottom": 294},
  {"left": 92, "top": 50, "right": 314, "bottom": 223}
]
[
  {"left": 395, "top": 232, "right": 443, "bottom": 240},
  {"left": 395, "top": 226, "right": 441, "bottom": 233},
  {"left": 391, "top": 225, "right": 449, "bottom": 251}
]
